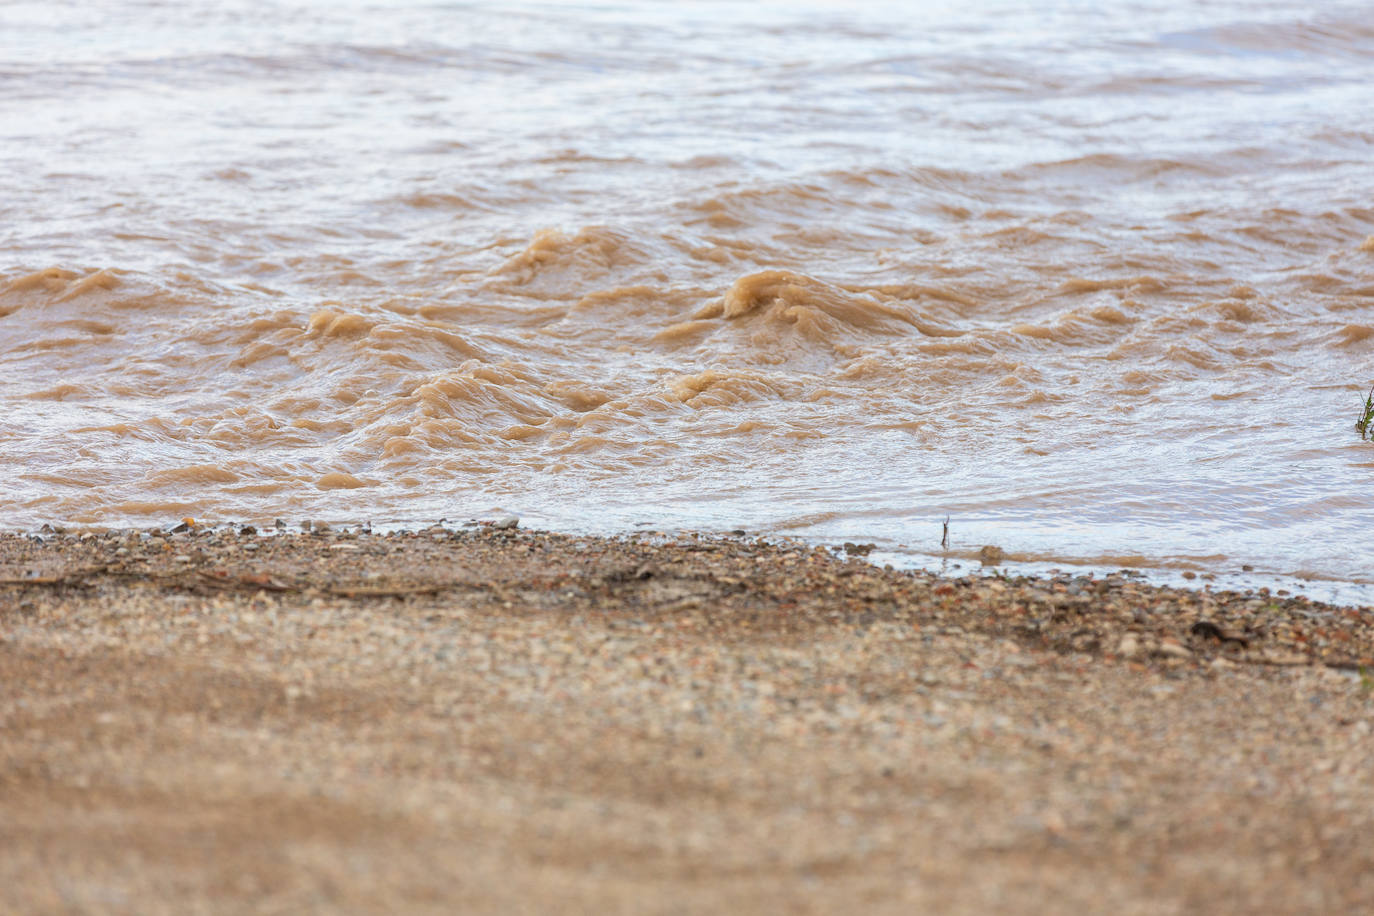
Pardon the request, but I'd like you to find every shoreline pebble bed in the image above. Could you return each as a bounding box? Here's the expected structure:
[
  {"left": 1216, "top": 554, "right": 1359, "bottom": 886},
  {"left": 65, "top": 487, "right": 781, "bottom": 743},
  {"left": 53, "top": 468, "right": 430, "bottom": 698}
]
[{"left": 2, "top": 525, "right": 1373, "bottom": 913}]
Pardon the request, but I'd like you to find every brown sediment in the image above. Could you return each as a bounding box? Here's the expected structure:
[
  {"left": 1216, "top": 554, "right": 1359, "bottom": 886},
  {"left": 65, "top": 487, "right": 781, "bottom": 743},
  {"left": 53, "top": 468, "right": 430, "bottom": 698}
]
[{"left": 2, "top": 527, "right": 1372, "bottom": 914}]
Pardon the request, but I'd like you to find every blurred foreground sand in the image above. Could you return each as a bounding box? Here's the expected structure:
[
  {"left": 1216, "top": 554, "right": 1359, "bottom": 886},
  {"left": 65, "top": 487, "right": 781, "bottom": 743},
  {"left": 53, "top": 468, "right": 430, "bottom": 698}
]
[{"left": 2, "top": 528, "right": 1372, "bottom": 914}]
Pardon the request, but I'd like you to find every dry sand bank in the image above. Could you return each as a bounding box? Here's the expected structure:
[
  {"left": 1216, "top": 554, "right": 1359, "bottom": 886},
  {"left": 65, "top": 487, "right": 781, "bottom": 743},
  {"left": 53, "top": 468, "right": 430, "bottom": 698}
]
[{"left": 2, "top": 526, "right": 1372, "bottom": 914}]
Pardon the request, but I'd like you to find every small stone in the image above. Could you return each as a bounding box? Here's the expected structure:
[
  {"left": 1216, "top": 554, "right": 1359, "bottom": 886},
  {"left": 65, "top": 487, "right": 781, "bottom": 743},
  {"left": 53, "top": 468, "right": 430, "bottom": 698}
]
[
  {"left": 1156, "top": 640, "right": 1192, "bottom": 660},
  {"left": 979, "top": 545, "right": 1004, "bottom": 565},
  {"left": 1261, "top": 651, "right": 1310, "bottom": 667},
  {"left": 1117, "top": 635, "right": 1141, "bottom": 658},
  {"left": 493, "top": 516, "right": 519, "bottom": 530}
]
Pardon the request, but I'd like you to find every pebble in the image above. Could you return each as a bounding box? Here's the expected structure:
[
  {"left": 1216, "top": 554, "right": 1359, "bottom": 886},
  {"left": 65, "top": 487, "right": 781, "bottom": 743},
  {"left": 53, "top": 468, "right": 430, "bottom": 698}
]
[{"left": 1156, "top": 640, "right": 1192, "bottom": 660}]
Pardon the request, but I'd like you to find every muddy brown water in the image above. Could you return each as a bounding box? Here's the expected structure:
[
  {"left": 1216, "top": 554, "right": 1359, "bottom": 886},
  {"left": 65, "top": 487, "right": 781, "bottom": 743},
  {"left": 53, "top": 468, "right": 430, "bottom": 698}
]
[{"left": 3, "top": 0, "right": 1374, "bottom": 590}]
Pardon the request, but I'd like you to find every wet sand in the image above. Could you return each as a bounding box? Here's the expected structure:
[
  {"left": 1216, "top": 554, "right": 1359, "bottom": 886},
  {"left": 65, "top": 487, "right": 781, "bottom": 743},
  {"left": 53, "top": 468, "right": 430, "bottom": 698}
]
[{"left": 3, "top": 526, "right": 1372, "bottom": 914}]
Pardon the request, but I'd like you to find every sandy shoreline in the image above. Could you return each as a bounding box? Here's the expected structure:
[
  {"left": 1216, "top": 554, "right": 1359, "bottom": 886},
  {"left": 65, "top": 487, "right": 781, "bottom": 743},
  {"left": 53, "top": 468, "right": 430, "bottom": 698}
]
[{"left": 3, "top": 525, "right": 1372, "bottom": 914}]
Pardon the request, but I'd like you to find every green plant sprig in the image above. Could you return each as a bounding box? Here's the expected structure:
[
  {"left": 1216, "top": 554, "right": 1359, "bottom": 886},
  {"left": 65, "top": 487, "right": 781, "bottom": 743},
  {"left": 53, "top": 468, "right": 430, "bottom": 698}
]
[{"left": 1357, "top": 385, "right": 1374, "bottom": 441}]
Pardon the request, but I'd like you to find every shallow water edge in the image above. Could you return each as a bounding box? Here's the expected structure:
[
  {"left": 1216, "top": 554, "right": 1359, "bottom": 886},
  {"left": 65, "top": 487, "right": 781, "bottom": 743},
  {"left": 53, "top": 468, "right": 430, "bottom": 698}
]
[{"left": 11, "top": 515, "right": 1374, "bottom": 610}]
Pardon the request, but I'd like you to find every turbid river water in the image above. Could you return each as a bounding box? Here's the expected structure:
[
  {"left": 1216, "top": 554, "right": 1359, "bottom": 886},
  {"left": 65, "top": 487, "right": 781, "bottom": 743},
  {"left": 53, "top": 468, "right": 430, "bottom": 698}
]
[{"left": 4, "top": 0, "right": 1374, "bottom": 594}]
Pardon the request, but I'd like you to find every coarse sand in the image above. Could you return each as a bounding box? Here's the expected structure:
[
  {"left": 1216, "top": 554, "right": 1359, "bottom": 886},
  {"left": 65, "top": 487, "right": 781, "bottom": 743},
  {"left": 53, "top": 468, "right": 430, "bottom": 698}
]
[{"left": 2, "top": 526, "right": 1372, "bottom": 914}]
